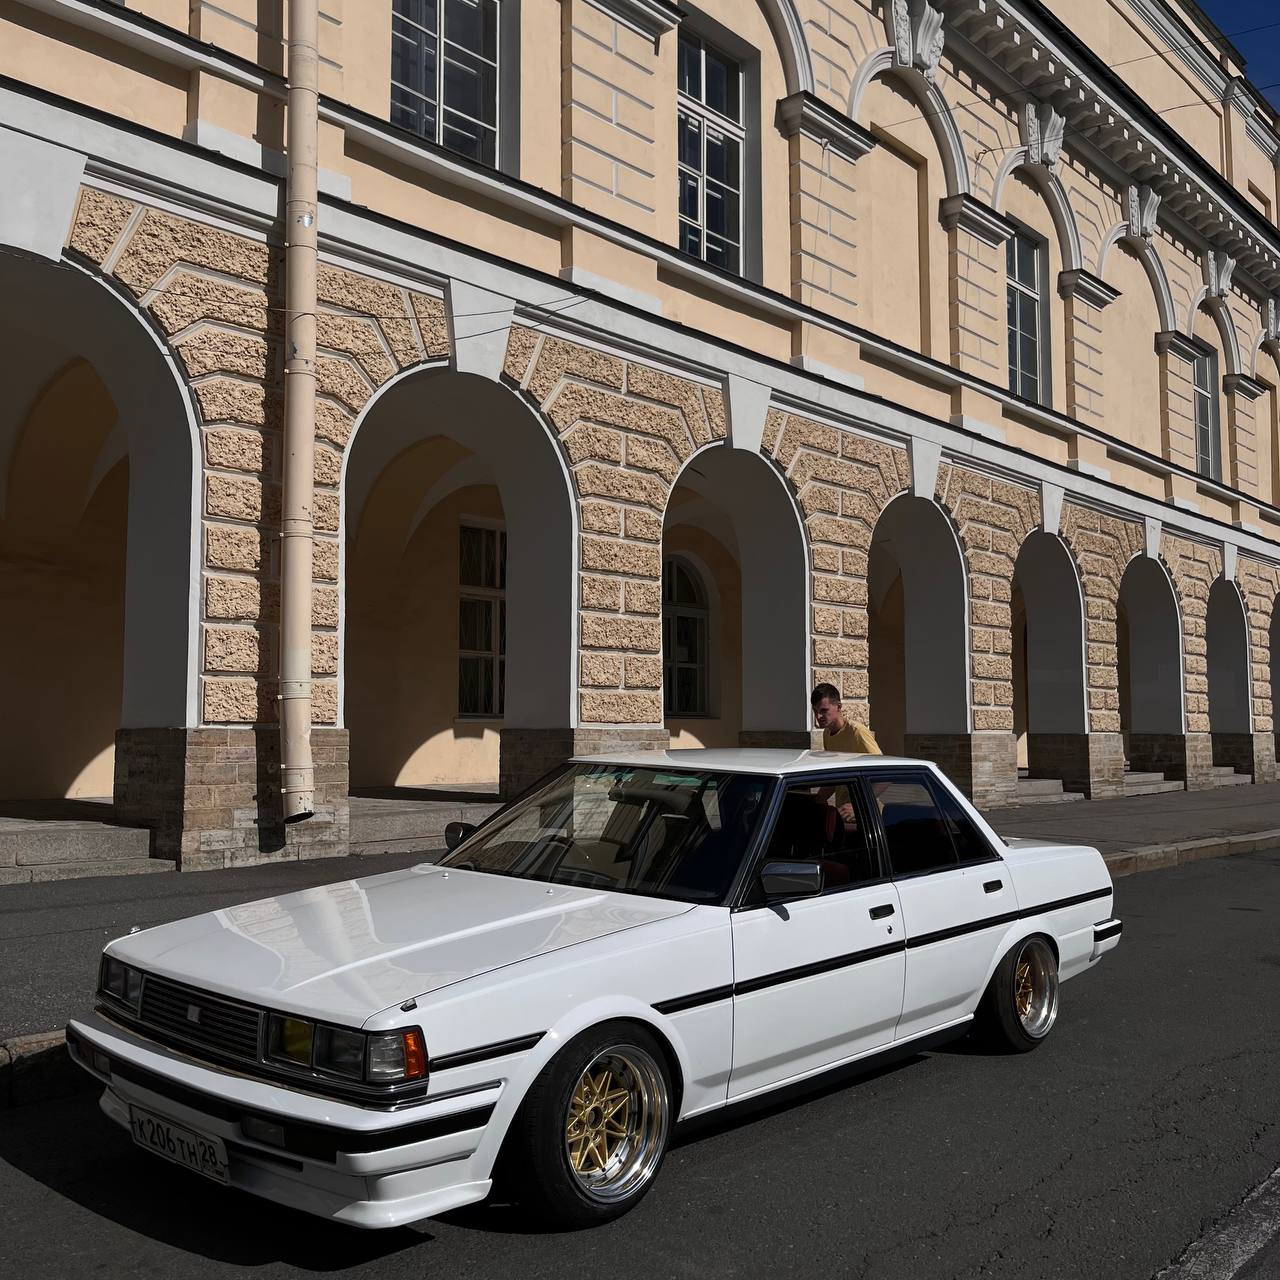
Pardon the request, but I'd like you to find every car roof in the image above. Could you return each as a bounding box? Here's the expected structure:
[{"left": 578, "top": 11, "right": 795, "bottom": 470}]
[{"left": 568, "top": 748, "right": 937, "bottom": 776}]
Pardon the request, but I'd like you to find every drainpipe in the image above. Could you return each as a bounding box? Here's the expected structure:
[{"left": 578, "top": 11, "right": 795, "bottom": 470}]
[{"left": 280, "top": 0, "right": 319, "bottom": 821}]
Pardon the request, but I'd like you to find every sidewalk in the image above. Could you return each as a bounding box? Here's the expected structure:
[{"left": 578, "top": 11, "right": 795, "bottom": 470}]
[{"left": 3, "top": 781, "right": 1280, "bottom": 1055}]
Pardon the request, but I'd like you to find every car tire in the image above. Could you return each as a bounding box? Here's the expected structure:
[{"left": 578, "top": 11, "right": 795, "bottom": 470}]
[
  {"left": 975, "top": 935, "right": 1060, "bottom": 1053},
  {"left": 504, "top": 1021, "right": 674, "bottom": 1228}
]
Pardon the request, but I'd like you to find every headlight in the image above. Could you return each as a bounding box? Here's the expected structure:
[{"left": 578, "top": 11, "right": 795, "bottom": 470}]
[
  {"left": 266, "top": 1015, "right": 427, "bottom": 1085},
  {"left": 98, "top": 955, "right": 142, "bottom": 1012}
]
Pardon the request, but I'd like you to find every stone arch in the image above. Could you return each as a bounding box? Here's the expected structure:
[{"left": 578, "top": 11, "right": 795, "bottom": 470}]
[
  {"left": 662, "top": 442, "right": 811, "bottom": 744},
  {"left": 1187, "top": 289, "right": 1244, "bottom": 378},
  {"left": 0, "top": 249, "right": 201, "bottom": 800},
  {"left": 340, "top": 364, "right": 578, "bottom": 793},
  {"left": 848, "top": 48, "right": 970, "bottom": 198},
  {"left": 760, "top": 0, "right": 815, "bottom": 95},
  {"left": 1206, "top": 576, "right": 1251, "bottom": 736},
  {"left": 1012, "top": 531, "right": 1089, "bottom": 764},
  {"left": 1096, "top": 225, "right": 1178, "bottom": 333},
  {"left": 991, "top": 153, "right": 1084, "bottom": 273},
  {"left": 1117, "top": 553, "right": 1185, "bottom": 745},
  {"left": 868, "top": 492, "right": 970, "bottom": 752}
]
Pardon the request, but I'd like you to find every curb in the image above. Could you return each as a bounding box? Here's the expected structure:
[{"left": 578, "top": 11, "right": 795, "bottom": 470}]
[{"left": 3, "top": 828, "right": 1277, "bottom": 1109}]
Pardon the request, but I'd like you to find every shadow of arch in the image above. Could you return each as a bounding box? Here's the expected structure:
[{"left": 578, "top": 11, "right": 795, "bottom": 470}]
[
  {"left": 869, "top": 494, "right": 969, "bottom": 754},
  {"left": 1207, "top": 578, "right": 1251, "bottom": 749},
  {"left": 662, "top": 444, "right": 810, "bottom": 745},
  {"left": 341, "top": 367, "right": 577, "bottom": 794},
  {"left": 1012, "top": 531, "right": 1088, "bottom": 781},
  {"left": 0, "top": 253, "right": 200, "bottom": 800},
  {"left": 1117, "top": 555, "right": 1184, "bottom": 768}
]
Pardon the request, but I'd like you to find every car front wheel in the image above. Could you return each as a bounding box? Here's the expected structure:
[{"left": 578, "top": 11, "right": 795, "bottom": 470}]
[
  {"left": 504, "top": 1022, "right": 673, "bottom": 1227},
  {"left": 976, "top": 935, "right": 1060, "bottom": 1052}
]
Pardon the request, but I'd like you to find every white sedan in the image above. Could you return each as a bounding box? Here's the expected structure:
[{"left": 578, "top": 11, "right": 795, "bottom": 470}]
[{"left": 68, "top": 749, "right": 1121, "bottom": 1228}]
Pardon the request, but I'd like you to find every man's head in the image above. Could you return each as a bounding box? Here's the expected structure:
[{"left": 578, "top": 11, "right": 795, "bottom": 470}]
[{"left": 811, "top": 682, "right": 844, "bottom": 733}]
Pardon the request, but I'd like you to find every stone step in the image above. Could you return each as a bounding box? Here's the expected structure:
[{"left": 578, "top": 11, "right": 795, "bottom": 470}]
[
  {"left": 1123, "top": 772, "right": 1183, "bottom": 796},
  {"left": 1014, "top": 777, "right": 1084, "bottom": 805},
  {"left": 1209, "top": 769, "right": 1252, "bottom": 786},
  {"left": 0, "top": 857, "right": 175, "bottom": 885},
  {"left": 0, "top": 821, "right": 152, "bottom": 868}
]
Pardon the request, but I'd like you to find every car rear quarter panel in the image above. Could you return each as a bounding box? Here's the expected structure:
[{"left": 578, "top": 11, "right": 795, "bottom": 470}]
[{"left": 381, "top": 904, "right": 733, "bottom": 1178}]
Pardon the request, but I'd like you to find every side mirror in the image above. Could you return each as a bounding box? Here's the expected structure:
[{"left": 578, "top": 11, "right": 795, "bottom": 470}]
[
  {"left": 444, "top": 821, "right": 477, "bottom": 851},
  {"left": 760, "top": 861, "right": 824, "bottom": 901}
]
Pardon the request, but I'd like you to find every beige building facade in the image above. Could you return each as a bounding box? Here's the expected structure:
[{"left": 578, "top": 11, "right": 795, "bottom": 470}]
[{"left": 3, "top": 0, "right": 1280, "bottom": 866}]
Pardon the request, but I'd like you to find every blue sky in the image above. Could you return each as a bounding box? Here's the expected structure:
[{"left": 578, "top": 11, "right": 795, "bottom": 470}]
[{"left": 1195, "top": 0, "right": 1280, "bottom": 110}]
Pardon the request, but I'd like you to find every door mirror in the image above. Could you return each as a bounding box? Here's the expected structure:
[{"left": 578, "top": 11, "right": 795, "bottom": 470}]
[
  {"left": 444, "top": 821, "right": 477, "bottom": 851},
  {"left": 760, "top": 861, "right": 824, "bottom": 901}
]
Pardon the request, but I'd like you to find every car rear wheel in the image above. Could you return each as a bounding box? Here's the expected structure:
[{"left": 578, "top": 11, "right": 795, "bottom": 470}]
[
  {"left": 504, "top": 1022, "right": 673, "bottom": 1227},
  {"left": 976, "top": 935, "right": 1059, "bottom": 1053}
]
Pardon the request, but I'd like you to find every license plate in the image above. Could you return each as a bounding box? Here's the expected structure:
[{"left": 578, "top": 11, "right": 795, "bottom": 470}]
[{"left": 129, "top": 1105, "right": 229, "bottom": 1184}]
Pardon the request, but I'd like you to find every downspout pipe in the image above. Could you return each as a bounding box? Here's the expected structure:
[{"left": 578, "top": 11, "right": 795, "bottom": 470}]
[{"left": 280, "top": 0, "right": 319, "bottom": 821}]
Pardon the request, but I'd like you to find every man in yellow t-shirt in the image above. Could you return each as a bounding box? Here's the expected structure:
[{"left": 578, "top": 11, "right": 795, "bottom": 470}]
[
  {"left": 811, "top": 683, "right": 881, "bottom": 755},
  {"left": 810, "top": 682, "right": 881, "bottom": 823}
]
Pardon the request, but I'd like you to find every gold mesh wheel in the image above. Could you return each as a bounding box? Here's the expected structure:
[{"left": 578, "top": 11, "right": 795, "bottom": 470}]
[{"left": 563, "top": 1044, "right": 668, "bottom": 1203}]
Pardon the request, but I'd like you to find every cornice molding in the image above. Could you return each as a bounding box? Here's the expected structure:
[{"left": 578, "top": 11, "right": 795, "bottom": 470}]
[
  {"left": 947, "top": 0, "right": 1280, "bottom": 296},
  {"left": 1059, "top": 268, "right": 1120, "bottom": 309},
  {"left": 939, "top": 193, "right": 1015, "bottom": 246},
  {"left": 582, "top": 0, "right": 680, "bottom": 39},
  {"left": 1156, "top": 330, "right": 1203, "bottom": 363},
  {"left": 778, "top": 92, "right": 876, "bottom": 162},
  {"left": 1225, "top": 373, "right": 1268, "bottom": 402}
]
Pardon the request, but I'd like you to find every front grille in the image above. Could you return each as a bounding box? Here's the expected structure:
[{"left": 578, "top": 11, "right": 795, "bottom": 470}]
[{"left": 138, "top": 975, "right": 263, "bottom": 1063}]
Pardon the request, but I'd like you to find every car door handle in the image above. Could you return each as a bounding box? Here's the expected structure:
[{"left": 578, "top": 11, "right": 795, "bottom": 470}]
[
  {"left": 984, "top": 879, "right": 1003, "bottom": 894},
  {"left": 869, "top": 903, "right": 895, "bottom": 920}
]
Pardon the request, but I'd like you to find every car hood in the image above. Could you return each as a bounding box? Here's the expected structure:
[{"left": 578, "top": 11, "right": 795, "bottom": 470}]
[{"left": 109, "top": 866, "right": 691, "bottom": 1026}]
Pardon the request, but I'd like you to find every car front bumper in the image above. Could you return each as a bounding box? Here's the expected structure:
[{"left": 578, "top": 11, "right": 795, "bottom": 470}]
[{"left": 66, "top": 1012, "right": 501, "bottom": 1228}]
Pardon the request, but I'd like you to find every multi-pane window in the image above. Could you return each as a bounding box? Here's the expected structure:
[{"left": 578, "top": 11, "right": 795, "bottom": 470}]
[
  {"left": 391, "top": 0, "right": 500, "bottom": 167},
  {"left": 1006, "top": 228, "right": 1047, "bottom": 403},
  {"left": 662, "top": 558, "right": 709, "bottom": 717},
  {"left": 1192, "top": 349, "right": 1221, "bottom": 480},
  {"left": 677, "top": 32, "right": 744, "bottom": 275},
  {"left": 458, "top": 523, "right": 505, "bottom": 717}
]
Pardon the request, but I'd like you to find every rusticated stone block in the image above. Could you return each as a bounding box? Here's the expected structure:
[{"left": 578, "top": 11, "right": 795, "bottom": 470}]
[
  {"left": 312, "top": 586, "right": 339, "bottom": 628},
  {"left": 623, "top": 580, "right": 661, "bottom": 614},
  {"left": 179, "top": 329, "right": 271, "bottom": 380},
  {"left": 206, "top": 474, "right": 280, "bottom": 523},
  {"left": 114, "top": 209, "right": 272, "bottom": 294},
  {"left": 205, "top": 428, "right": 275, "bottom": 476},
  {"left": 207, "top": 576, "right": 278, "bottom": 622},
  {"left": 206, "top": 524, "right": 264, "bottom": 573},
  {"left": 581, "top": 653, "right": 624, "bottom": 686},
  {"left": 68, "top": 187, "right": 135, "bottom": 263},
  {"left": 624, "top": 509, "right": 664, "bottom": 542},
  {"left": 582, "top": 501, "right": 622, "bottom": 534},
  {"left": 624, "top": 655, "right": 662, "bottom": 688},
  {"left": 196, "top": 378, "right": 282, "bottom": 430},
  {"left": 582, "top": 576, "right": 623, "bottom": 610},
  {"left": 205, "top": 625, "right": 270, "bottom": 674},
  {"left": 581, "top": 537, "right": 661, "bottom": 578},
  {"left": 580, "top": 690, "right": 663, "bottom": 724},
  {"left": 581, "top": 614, "right": 661, "bottom": 652}
]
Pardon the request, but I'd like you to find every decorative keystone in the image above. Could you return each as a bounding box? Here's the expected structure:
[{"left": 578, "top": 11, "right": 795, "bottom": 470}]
[
  {"left": 1203, "top": 249, "right": 1236, "bottom": 299},
  {"left": 1124, "top": 184, "right": 1160, "bottom": 241},
  {"left": 1020, "top": 102, "right": 1065, "bottom": 169},
  {"left": 888, "top": 0, "right": 945, "bottom": 83}
]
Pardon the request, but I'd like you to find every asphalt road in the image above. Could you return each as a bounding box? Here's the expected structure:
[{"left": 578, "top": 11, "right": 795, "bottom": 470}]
[
  {"left": 0, "top": 848, "right": 439, "bottom": 1040},
  {"left": 2, "top": 849, "right": 1280, "bottom": 1279}
]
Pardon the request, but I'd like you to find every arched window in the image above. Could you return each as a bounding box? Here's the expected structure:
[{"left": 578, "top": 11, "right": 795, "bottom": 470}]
[{"left": 663, "top": 557, "right": 710, "bottom": 716}]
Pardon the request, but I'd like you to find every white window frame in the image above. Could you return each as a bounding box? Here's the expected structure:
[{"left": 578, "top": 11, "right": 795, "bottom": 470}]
[
  {"left": 1006, "top": 225, "right": 1050, "bottom": 405},
  {"left": 391, "top": 0, "right": 502, "bottom": 168},
  {"left": 676, "top": 30, "right": 745, "bottom": 277},
  {"left": 1192, "top": 346, "right": 1221, "bottom": 481},
  {"left": 663, "top": 556, "right": 711, "bottom": 718},
  {"left": 458, "top": 518, "right": 506, "bottom": 720}
]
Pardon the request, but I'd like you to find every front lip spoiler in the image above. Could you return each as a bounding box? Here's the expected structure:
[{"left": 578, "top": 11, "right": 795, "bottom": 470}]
[{"left": 66, "top": 1024, "right": 494, "bottom": 1162}]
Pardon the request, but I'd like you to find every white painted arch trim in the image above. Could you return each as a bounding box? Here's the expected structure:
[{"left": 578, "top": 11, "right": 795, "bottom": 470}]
[
  {"left": 990, "top": 148, "right": 1084, "bottom": 273},
  {"left": 1096, "top": 223, "right": 1179, "bottom": 334},
  {"left": 761, "top": 0, "right": 816, "bottom": 96},
  {"left": 848, "top": 47, "right": 971, "bottom": 198},
  {"left": 336, "top": 359, "right": 582, "bottom": 732},
  {"left": 1183, "top": 292, "right": 1245, "bottom": 379}
]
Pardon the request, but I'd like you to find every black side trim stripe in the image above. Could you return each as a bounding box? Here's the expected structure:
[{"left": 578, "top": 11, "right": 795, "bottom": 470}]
[
  {"left": 653, "top": 985, "right": 735, "bottom": 1015},
  {"left": 430, "top": 1033, "right": 544, "bottom": 1072},
  {"left": 650, "top": 885, "right": 1115, "bottom": 1012}
]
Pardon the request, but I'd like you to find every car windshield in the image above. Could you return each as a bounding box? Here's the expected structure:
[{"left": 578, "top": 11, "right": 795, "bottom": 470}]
[{"left": 438, "top": 763, "right": 772, "bottom": 905}]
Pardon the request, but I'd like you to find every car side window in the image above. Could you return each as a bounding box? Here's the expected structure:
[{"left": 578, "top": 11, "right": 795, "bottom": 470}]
[
  {"left": 870, "top": 772, "right": 960, "bottom": 878},
  {"left": 928, "top": 778, "right": 997, "bottom": 865},
  {"left": 756, "top": 782, "right": 881, "bottom": 896}
]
